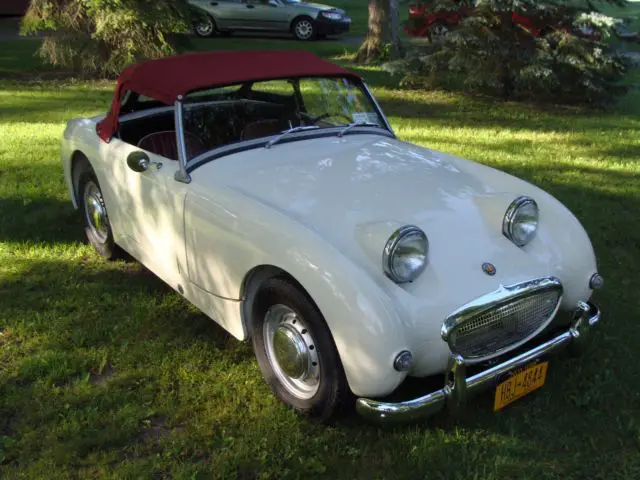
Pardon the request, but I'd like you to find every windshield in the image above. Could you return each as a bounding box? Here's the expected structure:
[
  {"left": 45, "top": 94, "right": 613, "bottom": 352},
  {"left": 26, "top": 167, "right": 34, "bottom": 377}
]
[{"left": 181, "top": 76, "right": 386, "bottom": 160}]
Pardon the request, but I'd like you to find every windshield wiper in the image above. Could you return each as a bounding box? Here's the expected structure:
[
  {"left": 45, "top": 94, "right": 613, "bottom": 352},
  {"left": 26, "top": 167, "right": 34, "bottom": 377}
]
[
  {"left": 265, "top": 125, "right": 320, "bottom": 149},
  {"left": 338, "top": 122, "right": 380, "bottom": 138}
]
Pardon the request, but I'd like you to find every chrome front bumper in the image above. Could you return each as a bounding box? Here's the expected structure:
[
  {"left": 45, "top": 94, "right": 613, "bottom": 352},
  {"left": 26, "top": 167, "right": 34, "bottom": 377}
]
[{"left": 356, "top": 301, "right": 601, "bottom": 424}]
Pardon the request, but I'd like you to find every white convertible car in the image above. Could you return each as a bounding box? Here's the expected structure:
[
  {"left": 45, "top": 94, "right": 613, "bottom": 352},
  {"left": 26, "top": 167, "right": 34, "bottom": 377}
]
[{"left": 61, "top": 51, "right": 603, "bottom": 423}]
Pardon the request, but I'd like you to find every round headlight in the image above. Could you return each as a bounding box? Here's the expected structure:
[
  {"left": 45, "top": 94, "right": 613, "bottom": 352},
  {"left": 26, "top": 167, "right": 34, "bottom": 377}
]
[
  {"left": 383, "top": 226, "right": 428, "bottom": 283},
  {"left": 503, "top": 196, "right": 539, "bottom": 247}
]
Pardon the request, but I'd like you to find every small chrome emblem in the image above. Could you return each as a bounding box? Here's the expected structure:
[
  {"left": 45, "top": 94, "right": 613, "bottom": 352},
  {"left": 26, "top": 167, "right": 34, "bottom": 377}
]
[{"left": 482, "top": 262, "right": 496, "bottom": 276}]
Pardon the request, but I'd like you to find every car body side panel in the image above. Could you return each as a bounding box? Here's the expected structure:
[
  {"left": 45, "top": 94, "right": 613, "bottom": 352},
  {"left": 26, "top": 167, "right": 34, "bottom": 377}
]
[
  {"left": 61, "top": 117, "right": 250, "bottom": 353},
  {"left": 61, "top": 118, "right": 409, "bottom": 398},
  {"left": 189, "top": 0, "right": 336, "bottom": 32},
  {"left": 201, "top": 0, "right": 245, "bottom": 29},
  {"left": 184, "top": 185, "right": 410, "bottom": 397},
  {"left": 241, "top": 1, "right": 291, "bottom": 30},
  {"left": 183, "top": 136, "right": 597, "bottom": 384}
]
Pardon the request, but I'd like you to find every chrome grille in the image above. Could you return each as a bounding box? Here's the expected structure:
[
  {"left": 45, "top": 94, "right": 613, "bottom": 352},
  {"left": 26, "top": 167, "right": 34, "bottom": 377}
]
[{"left": 444, "top": 278, "right": 563, "bottom": 360}]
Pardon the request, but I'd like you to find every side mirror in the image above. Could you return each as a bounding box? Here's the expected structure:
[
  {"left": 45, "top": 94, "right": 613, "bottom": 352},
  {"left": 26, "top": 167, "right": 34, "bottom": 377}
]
[
  {"left": 268, "top": 0, "right": 278, "bottom": 6},
  {"left": 127, "top": 151, "right": 151, "bottom": 173}
]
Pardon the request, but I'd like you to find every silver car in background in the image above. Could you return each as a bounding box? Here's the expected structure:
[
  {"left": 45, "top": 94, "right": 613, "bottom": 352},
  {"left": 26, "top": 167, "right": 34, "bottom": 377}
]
[{"left": 189, "top": 0, "right": 351, "bottom": 40}]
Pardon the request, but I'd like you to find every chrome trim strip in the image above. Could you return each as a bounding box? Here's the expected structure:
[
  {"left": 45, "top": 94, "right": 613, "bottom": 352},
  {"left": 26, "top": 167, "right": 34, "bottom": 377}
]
[
  {"left": 502, "top": 196, "right": 538, "bottom": 247},
  {"left": 174, "top": 99, "right": 191, "bottom": 184},
  {"left": 356, "top": 301, "right": 600, "bottom": 424},
  {"left": 362, "top": 81, "right": 395, "bottom": 136},
  {"left": 382, "top": 225, "right": 428, "bottom": 284},
  {"left": 441, "top": 276, "right": 563, "bottom": 360},
  {"left": 185, "top": 129, "right": 394, "bottom": 174}
]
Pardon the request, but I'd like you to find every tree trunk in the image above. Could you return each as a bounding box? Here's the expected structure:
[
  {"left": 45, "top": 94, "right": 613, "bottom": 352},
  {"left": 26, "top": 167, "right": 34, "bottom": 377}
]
[
  {"left": 355, "top": 0, "right": 402, "bottom": 64},
  {"left": 498, "top": 11, "right": 514, "bottom": 99}
]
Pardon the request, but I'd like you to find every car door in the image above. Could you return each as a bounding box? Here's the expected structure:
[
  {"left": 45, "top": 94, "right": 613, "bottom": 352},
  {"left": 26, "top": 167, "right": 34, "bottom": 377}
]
[
  {"left": 239, "top": 0, "right": 289, "bottom": 31},
  {"left": 99, "top": 137, "right": 187, "bottom": 288},
  {"left": 207, "top": 0, "right": 245, "bottom": 29}
]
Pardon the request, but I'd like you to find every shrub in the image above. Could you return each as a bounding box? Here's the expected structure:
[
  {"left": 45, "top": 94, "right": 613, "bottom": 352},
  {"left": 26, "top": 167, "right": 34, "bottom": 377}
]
[{"left": 386, "top": 0, "right": 629, "bottom": 104}]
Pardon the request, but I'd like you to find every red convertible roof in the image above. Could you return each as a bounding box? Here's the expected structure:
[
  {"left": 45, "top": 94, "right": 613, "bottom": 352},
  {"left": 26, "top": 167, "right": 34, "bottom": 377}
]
[{"left": 97, "top": 50, "right": 358, "bottom": 142}]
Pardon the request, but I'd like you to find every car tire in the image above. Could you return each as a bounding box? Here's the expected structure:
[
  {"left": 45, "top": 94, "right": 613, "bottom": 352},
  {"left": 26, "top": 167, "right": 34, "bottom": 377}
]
[
  {"left": 79, "top": 169, "right": 121, "bottom": 260},
  {"left": 251, "top": 277, "right": 349, "bottom": 421},
  {"left": 428, "top": 22, "right": 450, "bottom": 42},
  {"left": 292, "top": 17, "right": 316, "bottom": 41},
  {"left": 194, "top": 15, "right": 217, "bottom": 38}
]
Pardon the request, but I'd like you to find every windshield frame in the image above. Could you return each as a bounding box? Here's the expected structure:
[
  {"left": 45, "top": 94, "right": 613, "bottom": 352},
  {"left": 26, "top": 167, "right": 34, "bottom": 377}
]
[{"left": 177, "top": 76, "right": 394, "bottom": 178}]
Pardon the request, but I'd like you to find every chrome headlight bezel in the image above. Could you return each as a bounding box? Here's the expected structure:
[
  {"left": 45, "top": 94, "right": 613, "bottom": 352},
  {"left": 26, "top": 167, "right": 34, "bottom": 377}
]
[
  {"left": 383, "top": 225, "right": 428, "bottom": 284},
  {"left": 503, "top": 196, "right": 539, "bottom": 247}
]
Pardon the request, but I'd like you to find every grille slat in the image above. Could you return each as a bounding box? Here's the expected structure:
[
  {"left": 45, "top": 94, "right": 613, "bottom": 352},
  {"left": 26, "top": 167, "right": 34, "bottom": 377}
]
[{"left": 449, "top": 290, "right": 562, "bottom": 359}]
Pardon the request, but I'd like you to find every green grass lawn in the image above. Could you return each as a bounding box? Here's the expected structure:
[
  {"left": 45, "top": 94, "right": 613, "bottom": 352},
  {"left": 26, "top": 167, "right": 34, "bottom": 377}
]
[{"left": 1, "top": 27, "right": 640, "bottom": 480}]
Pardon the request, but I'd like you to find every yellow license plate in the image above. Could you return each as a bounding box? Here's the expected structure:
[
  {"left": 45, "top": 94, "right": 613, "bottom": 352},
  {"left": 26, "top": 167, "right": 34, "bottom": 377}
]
[{"left": 494, "top": 361, "right": 548, "bottom": 411}]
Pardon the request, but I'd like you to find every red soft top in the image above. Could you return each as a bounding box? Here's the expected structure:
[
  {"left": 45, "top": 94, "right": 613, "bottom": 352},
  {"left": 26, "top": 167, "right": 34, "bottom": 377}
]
[{"left": 96, "top": 50, "right": 358, "bottom": 142}]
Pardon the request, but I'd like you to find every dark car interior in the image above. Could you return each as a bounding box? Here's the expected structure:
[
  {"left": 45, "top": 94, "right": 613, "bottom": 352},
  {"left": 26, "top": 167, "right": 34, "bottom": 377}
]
[{"left": 117, "top": 82, "right": 304, "bottom": 161}]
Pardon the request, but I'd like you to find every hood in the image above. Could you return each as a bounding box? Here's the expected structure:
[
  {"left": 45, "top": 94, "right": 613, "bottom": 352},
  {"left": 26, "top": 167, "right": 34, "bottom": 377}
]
[
  {"left": 290, "top": 1, "right": 345, "bottom": 14},
  {"left": 194, "top": 133, "right": 594, "bottom": 316},
  {"left": 197, "top": 134, "right": 558, "bottom": 283},
  {"left": 192, "top": 133, "right": 596, "bottom": 373},
  {"left": 207, "top": 135, "right": 524, "bottom": 237}
]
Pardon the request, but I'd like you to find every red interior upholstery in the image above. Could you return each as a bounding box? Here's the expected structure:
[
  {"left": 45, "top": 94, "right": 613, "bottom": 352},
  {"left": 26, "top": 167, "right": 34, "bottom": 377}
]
[
  {"left": 137, "top": 131, "right": 207, "bottom": 160},
  {"left": 241, "top": 120, "right": 284, "bottom": 141}
]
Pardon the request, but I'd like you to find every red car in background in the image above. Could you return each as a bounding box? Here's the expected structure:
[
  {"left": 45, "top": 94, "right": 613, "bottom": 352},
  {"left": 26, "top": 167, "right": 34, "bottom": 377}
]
[{"left": 406, "top": 1, "right": 575, "bottom": 40}]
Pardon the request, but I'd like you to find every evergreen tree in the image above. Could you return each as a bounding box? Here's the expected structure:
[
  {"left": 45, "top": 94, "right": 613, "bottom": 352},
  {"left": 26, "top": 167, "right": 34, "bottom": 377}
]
[
  {"left": 387, "top": 0, "right": 629, "bottom": 103},
  {"left": 21, "top": 0, "right": 192, "bottom": 77}
]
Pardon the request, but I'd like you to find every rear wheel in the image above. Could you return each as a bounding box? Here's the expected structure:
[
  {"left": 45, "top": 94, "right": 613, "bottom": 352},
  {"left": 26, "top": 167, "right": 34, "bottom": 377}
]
[
  {"left": 251, "top": 277, "right": 348, "bottom": 421},
  {"left": 292, "top": 18, "right": 316, "bottom": 41},
  {"left": 194, "top": 15, "right": 216, "bottom": 38}
]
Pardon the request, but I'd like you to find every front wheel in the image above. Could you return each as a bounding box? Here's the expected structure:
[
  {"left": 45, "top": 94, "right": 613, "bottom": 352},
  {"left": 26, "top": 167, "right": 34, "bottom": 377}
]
[
  {"left": 194, "top": 15, "right": 216, "bottom": 38},
  {"left": 251, "top": 278, "right": 349, "bottom": 421},
  {"left": 292, "top": 18, "right": 316, "bottom": 41},
  {"left": 80, "top": 171, "right": 121, "bottom": 260}
]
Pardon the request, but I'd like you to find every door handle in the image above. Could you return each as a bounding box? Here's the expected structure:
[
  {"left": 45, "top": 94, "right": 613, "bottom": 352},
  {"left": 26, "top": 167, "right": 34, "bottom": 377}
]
[
  {"left": 210, "top": 1, "right": 218, "bottom": 4},
  {"left": 246, "top": 4, "right": 255, "bottom": 8}
]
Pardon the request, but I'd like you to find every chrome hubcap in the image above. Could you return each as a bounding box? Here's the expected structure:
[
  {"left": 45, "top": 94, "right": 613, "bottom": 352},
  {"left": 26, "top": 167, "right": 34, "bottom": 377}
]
[
  {"left": 264, "top": 304, "right": 320, "bottom": 399},
  {"left": 431, "top": 24, "right": 449, "bottom": 40},
  {"left": 84, "top": 182, "right": 109, "bottom": 242},
  {"left": 295, "top": 20, "right": 313, "bottom": 40},
  {"left": 196, "top": 19, "right": 213, "bottom": 36}
]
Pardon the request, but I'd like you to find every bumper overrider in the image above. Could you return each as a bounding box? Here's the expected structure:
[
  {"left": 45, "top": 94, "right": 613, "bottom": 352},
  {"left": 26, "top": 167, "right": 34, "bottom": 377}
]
[{"left": 356, "top": 300, "right": 601, "bottom": 424}]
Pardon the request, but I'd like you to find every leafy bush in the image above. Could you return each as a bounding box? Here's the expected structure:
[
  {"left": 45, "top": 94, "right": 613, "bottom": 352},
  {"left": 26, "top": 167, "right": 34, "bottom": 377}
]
[
  {"left": 387, "top": 0, "right": 629, "bottom": 104},
  {"left": 21, "top": 0, "right": 192, "bottom": 77}
]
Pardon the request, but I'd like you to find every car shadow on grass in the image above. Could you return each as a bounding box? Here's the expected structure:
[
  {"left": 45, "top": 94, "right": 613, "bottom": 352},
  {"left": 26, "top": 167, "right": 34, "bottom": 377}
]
[
  {"left": 0, "top": 197, "right": 83, "bottom": 244},
  {"left": 0, "top": 255, "right": 244, "bottom": 355}
]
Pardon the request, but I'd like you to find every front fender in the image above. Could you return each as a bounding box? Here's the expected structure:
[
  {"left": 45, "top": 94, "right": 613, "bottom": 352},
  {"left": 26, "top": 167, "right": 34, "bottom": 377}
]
[{"left": 184, "top": 184, "right": 409, "bottom": 397}]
